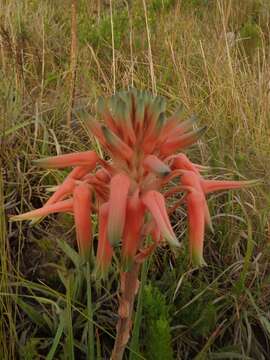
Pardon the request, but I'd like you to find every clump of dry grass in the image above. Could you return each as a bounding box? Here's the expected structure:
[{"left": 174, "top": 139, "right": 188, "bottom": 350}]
[{"left": 1, "top": 0, "right": 270, "bottom": 358}]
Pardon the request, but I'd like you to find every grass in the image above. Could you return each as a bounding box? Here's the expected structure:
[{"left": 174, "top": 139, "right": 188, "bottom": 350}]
[{"left": 1, "top": 0, "right": 270, "bottom": 358}]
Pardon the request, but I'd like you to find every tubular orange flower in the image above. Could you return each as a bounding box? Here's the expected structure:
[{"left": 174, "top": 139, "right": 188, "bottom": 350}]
[
  {"left": 11, "top": 199, "right": 73, "bottom": 221},
  {"left": 97, "top": 203, "right": 113, "bottom": 276},
  {"left": 67, "top": 165, "right": 97, "bottom": 180},
  {"left": 101, "top": 125, "right": 134, "bottom": 162},
  {"left": 73, "top": 183, "right": 92, "bottom": 256},
  {"left": 179, "top": 170, "right": 255, "bottom": 264},
  {"left": 201, "top": 179, "right": 257, "bottom": 194},
  {"left": 107, "top": 173, "right": 130, "bottom": 246},
  {"left": 95, "top": 168, "right": 111, "bottom": 183},
  {"left": 158, "top": 106, "right": 183, "bottom": 139},
  {"left": 85, "top": 116, "right": 107, "bottom": 145},
  {"left": 143, "top": 155, "right": 171, "bottom": 177},
  {"left": 143, "top": 97, "right": 165, "bottom": 141},
  {"left": 142, "top": 190, "right": 179, "bottom": 248},
  {"left": 169, "top": 153, "right": 201, "bottom": 175},
  {"left": 33, "top": 151, "right": 99, "bottom": 169},
  {"left": 186, "top": 189, "right": 207, "bottom": 266},
  {"left": 133, "top": 96, "right": 145, "bottom": 138},
  {"left": 180, "top": 171, "right": 212, "bottom": 230},
  {"left": 114, "top": 97, "right": 136, "bottom": 145},
  {"left": 160, "top": 127, "right": 207, "bottom": 156},
  {"left": 97, "top": 97, "right": 120, "bottom": 136},
  {"left": 159, "top": 113, "right": 196, "bottom": 145},
  {"left": 44, "top": 178, "right": 76, "bottom": 206},
  {"left": 122, "top": 190, "right": 145, "bottom": 269}
]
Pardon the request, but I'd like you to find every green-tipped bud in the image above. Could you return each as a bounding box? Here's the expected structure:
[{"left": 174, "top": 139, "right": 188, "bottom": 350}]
[{"left": 101, "top": 125, "right": 133, "bottom": 161}]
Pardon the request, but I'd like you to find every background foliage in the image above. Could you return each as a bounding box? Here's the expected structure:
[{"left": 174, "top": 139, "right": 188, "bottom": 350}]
[{"left": 1, "top": 0, "right": 270, "bottom": 358}]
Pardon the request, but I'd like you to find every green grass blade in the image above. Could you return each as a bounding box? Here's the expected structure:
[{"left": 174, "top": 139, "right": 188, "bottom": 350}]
[
  {"left": 65, "top": 276, "right": 75, "bottom": 360},
  {"left": 85, "top": 261, "right": 95, "bottom": 360},
  {"left": 46, "top": 315, "right": 64, "bottom": 360},
  {"left": 16, "top": 297, "right": 48, "bottom": 329},
  {"left": 57, "top": 238, "right": 82, "bottom": 268},
  {"left": 129, "top": 257, "right": 150, "bottom": 360},
  {"left": 209, "top": 353, "right": 253, "bottom": 359},
  {"left": 4, "top": 120, "right": 34, "bottom": 136},
  {"left": 235, "top": 211, "right": 255, "bottom": 294}
]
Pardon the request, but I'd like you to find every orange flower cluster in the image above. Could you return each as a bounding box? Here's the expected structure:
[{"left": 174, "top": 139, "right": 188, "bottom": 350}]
[{"left": 11, "top": 89, "right": 255, "bottom": 269}]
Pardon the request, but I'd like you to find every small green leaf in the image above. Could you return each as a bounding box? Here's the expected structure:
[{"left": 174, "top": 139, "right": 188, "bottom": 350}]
[
  {"left": 57, "top": 239, "right": 82, "bottom": 268},
  {"left": 16, "top": 297, "right": 47, "bottom": 329}
]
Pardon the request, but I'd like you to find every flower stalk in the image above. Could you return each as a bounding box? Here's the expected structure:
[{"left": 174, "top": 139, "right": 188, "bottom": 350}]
[{"left": 111, "top": 262, "right": 141, "bottom": 360}]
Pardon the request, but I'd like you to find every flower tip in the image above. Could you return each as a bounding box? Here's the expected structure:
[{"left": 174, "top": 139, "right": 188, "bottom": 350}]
[
  {"left": 168, "top": 234, "right": 181, "bottom": 248},
  {"left": 245, "top": 178, "right": 262, "bottom": 187},
  {"left": 143, "top": 155, "right": 171, "bottom": 177},
  {"left": 9, "top": 214, "right": 24, "bottom": 222},
  {"left": 32, "top": 158, "right": 48, "bottom": 167},
  {"left": 192, "top": 251, "right": 207, "bottom": 267},
  {"left": 29, "top": 217, "right": 43, "bottom": 226}
]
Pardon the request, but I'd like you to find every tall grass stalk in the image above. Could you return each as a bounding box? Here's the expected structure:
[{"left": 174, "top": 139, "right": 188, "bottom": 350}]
[
  {"left": 85, "top": 261, "right": 95, "bottom": 360},
  {"left": 129, "top": 257, "right": 150, "bottom": 360}
]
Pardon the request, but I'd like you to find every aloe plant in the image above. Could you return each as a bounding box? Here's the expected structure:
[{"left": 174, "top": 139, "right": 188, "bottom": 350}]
[{"left": 11, "top": 89, "right": 256, "bottom": 359}]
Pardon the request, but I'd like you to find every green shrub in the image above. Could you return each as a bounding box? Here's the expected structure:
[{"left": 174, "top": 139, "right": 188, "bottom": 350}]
[{"left": 142, "top": 284, "right": 173, "bottom": 360}]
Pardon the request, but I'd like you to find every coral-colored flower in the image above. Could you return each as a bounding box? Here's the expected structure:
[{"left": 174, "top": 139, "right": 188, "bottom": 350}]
[
  {"left": 122, "top": 190, "right": 145, "bottom": 269},
  {"left": 107, "top": 173, "right": 130, "bottom": 246},
  {"left": 142, "top": 190, "right": 179, "bottom": 248},
  {"left": 97, "top": 203, "right": 113, "bottom": 276},
  {"left": 33, "top": 150, "right": 99, "bottom": 169},
  {"left": 143, "top": 155, "right": 171, "bottom": 177},
  {"left": 11, "top": 199, "right": 73, "bottom": 221},
  {"left": 178, "top": 170, "right": 255, "bottom": 265},
  {"left": 186, "top": 188, "right": 206, "bottom": 266},
  {"left": 73, "top": 183, "right": 93, "bottom": 257},
  {"left": 11, "top": 89, "right": 256, "bottom": 270}
]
